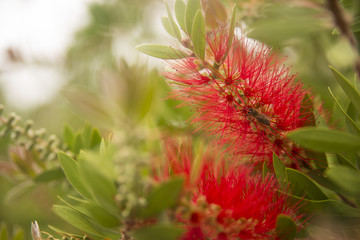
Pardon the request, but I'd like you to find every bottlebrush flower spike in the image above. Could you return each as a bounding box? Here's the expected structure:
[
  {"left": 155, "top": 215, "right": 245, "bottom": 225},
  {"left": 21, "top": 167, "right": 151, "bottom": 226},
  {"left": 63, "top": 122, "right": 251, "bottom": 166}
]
[
  {"left": 158, "top": 139, "right": 302, "bottom": 240},
  {"left": 164, "top": 26, "right": 315, "bottom": 167}
]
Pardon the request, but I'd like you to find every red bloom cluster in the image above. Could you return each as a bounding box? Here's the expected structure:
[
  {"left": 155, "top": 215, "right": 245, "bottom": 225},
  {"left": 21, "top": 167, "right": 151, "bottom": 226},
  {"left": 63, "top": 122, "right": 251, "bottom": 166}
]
[
  {"left": 160, "top": 139, "right": 300, "bottom": 240},
  {"left": 165, "top": 26, "right": 314, "bottom": 166}
]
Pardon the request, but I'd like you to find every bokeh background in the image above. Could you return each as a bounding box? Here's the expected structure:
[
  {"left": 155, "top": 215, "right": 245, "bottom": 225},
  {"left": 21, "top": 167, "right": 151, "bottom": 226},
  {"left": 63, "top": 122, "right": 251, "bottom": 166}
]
[{"left": 0, "top": 0, "right": 358, "bottom": 238}]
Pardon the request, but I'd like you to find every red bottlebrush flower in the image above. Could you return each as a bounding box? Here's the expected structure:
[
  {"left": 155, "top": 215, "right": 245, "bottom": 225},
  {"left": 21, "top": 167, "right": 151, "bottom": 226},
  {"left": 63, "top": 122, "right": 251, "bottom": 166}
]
[
  {"left": 158, "top": 139, "right": 302, "bottom": 240},
  {"left": 164, "top": 26, "right": 315, "bottom": 167}
]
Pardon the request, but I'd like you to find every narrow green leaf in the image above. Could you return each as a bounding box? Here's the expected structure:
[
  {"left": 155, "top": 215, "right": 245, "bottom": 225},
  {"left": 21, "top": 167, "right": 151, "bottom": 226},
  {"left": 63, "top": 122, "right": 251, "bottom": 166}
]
[
  {"left": 165, "top": 1, "right": 182, "bottom": 41},
  {"left": 227, "top": 5, "right": 236, "bottom": 54},
  {"left": 330, "top": 66, "right": 360, "bottom": 114},
  {"left": 161, "top": 17, "right": 175, "bottom": 38},
  {"left": 326, "top": 166, "right": 360, "bottom": 197},
  {"left": 273, "top": 153, "right": 287, "bottom": 186},
  {"left": 62, "top": 124, "right": 74, "bottom": 149},
  {"left": 81, "top": 123, "right": 92, "bottom": 149},
  {"left": 90, "top": 128, "right": 102, "bottom": 149},
  {"left": 175, "top": 0, "right": 186, "bottom": 31},
  {"left": 328, "top": 87, "right": 360, "bottom": 135},
  {"left": 287, "top": 127, "right": 360, "bottom": 152},
  {"left": 34, "top": 167, "right": 64, "bottom": 183},
  {"left": 192, "top": 10, "right": 206, "bottom": 60},
  {"left": 286, "top": 168, "right": 327, "bottom": 200},
  {"left": 138, "top": 177, "right": 184, "bottom": 218},
  {"left": 262, "top": 162, "right": 269, "bottom": 179},
  {"left": 12, "top": 228, "right": 24, "bottom": 240},
  {"left": 337, "top": 153, "right": 358, "bottom": 170},
  {"left": 58, "top": 152, "right": 92, "bottom": 200},
  {"left": 52, "top": 205, "right": 104, "bottom": 237},
  {"left": 276, "top": 214, "right": 297, "bottom": 240},
  {"left": 136, "top": 44, "right": 186, "bottom": 59},
  {"left": 132, "top": 224, "right": 183, "bottom": 240},
  {"left": 78, "top": 158, "right": 117, "bottom": 211},
  {"left": 4, "top": 181, "right": 35, "bottom": 204},
  {"left": 185, "top": 0, "right": 201, "bottom": 35},
  {"left": 72, "top": 132, "right": 83, "bottom": 155}
]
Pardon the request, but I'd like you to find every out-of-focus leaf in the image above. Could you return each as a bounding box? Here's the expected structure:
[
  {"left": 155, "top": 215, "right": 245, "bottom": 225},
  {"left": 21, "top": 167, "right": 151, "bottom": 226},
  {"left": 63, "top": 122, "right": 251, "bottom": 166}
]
[
  {"left": 248, "top": 5, "right": 325, "bottom": 45},
  {"left": 90, "top": 128, "right": 102, "bottom": 149},
  {"left": 136, "top": 44, "right": 186, "bottom": 59},
  {"left": 326, "top": 166, "right": 360, "bottom": 197},
  {"left": 72, "top": 132, "right": 83, "bottom": 155},
  {"left": 185, "top": 0, "right": 201, "bottom": 35},
  {"left": 276, "top": 214, "right": 297, "bottom": 240},
  {"left": 192, "top": 10, "right": 206, "bottom": 60},
  {"left": 165, "top": 1, "right": 182, "bottom": 41},
  {"left": 330, "top": 66, "right": 360, "bottom": 114},
  {"left": 203, "top": 0, "right": 227, "bottom": 28},
  {"left": 12, "top": 228, "right": 24, "bottom": 240},
  {"left": 175, "top": 0, "right": 186, "bottom": 31},
  {"left": 161, "top": 17, "right": 175, "bottom": 38},
  {"left": 4, "top": 181, "right": 35, "bottom": 204},
  {"left": 63, "top": 124, "right": 74, "bottom": 149},
  {"left": 58, "top": 152, "right": 92, "bottom": 200},
  {"left": 0, "top": 224, "right": 8, "bottom": 240},
  {"left": 52, "top": 205, "right": 105, "bottom": 238},
  {"left": 138, "top": 177, "right": 184, "bottom": 218},
  {"left": 59, "top": 196, "right": 120, "bottom": 228},
  {"left": 34, "top": 167, "right": 64, "bottom": 183},
  {"left": 286, "top": 168, "right": 327, "bottom": 200},
  {"left": 131, "top": 224, "right": 183, "bottom": 240},
  {"left": 273, "top": 153, "right": 287, "bottom": 186},
  {"left": 337, "top": 154, "right": 358, "bottom": 170},
  {"left": 78, "top": 157, "right": 117, "bottom": 212},
  {"left": 288, "top": 127, "right": 360, "bottom": 152},
  {"left": 227, "top": 5, "right": 236, "bottom": 53},
  {"left": 329, "top": 87, "right": 360, "bottom": 135}
]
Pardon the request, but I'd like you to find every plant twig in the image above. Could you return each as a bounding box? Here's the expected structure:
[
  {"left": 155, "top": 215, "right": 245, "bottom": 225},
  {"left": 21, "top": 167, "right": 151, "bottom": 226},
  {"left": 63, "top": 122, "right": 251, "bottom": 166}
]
[{"left": 327, "top": 0, "right": 360, "bottom": 79}]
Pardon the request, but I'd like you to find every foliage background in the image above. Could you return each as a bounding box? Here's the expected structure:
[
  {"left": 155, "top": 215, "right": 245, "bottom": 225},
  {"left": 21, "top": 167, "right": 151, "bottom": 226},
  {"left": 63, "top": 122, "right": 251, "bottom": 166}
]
[{"left": 0, "top": 0, "right": 360, "bottom": 239}]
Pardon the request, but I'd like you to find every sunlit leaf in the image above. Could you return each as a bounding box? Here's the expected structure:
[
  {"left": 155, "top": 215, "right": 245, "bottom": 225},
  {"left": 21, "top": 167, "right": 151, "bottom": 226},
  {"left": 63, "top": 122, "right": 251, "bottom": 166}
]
[
  {"left": 185, "top": 0, "right": 201, "bottom": 35},
  {"left": 288, "top": 127, "right": 360, "bottom": 152},
  {"left": 63, "top": 124, "right": 74, "bottom": 149},
  {"left": 162, "top": 17, "right": 175, "bottom": 38},
  {"left": 165, "top": 1, "right": 182, "bottom": 41},
  {"left": 136, "top": 44, "right": 186, "bottom": 59},
  {"left": 276, "top": 214, "right": 297, "bottom": 240},
  {"left": 58, "top": 152, "right": 92, "bottom": 200},
  {"left": 192, "top": 10, "right": 206, "bottom": 59},
  {"left": 175, "top": 0, "right": 186, "bottom": 31},
  {"left": 132, "top": 224, "right": 183, "bottom": 240}
]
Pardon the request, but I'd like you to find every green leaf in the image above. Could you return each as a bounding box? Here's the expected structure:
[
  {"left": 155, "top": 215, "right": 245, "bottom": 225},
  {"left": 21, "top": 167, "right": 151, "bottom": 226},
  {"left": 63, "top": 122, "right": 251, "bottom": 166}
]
[
  {"left": 227, "top": 5, "right": 236, "bottom": 55},
  {"left": 52, "top": 205, "right": 104, "bottom": 238},
  {"left": 175, "top": 0, "right": 186, "bottom": 31},
  {"left": 0, "top": 224, "right": 8, "bottom": 240},
  {"left": 328, "top": 87, "right": 360, "bottom": 135},
  {"left": 59, "top": 196, "right": 120, "bottom": 228},
  {"left": 165, "top": 1, "right": 182, "bottom": 41},
  {"left": 286, "top": 168, "right": 327, "bottom": 200},
  {"left": 132, "top": 224, "right": 183, "bottom": 240},
  {"left": 90, "top": 128, "right": 102, "bottom": 149},
  {"left": 330, "top": 66, "right": 360, "bottom": 114},
  {"left": 12, "top": 228, "right": 24, "bottom": 240},
  {"left": 273, "top": 153, "right": 287, "bottom": 186},
  {"left": 58, "top": 152, "right": 92, "bottom": 200},
  {"left": 161, "top": 17, "right": 175, "bottom": 38},
  {"left": 326, "top": 166, "right": 360, "bottom": 197},
  {"left": 185, "top": 0, "right": 201, "bottom": 35},
  {"left": 63, "top": 124, "right": 74, "bottom": 149},
  {"left": 337, "top": 153, "right": 358, "bottom": 170},
  {"left": 287, "top": 127, "right": 360, "bottom": 152},
  {"left": 4, "top": 181, "right": 35, "bottom": 204},
  {"left": 136, "top": 44, "right": 186, "bottom": 59},
  {"left": 138, "top": 177, "right": 184, "bottom": 218},
  {"left": 72, "top": 132, "right": 83, "bottom": 155},
  {"left": 276, "top": 214, "right": 297, "bottom": 240},
  {"left": 191, "top": 10, "right": 206, "bottom": 59},
  {"left": 34, "top": 167, "right": 64, "bottom": 183},
  {"left": 262, "top": 162, "right": 269, "bottom": 179}
]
